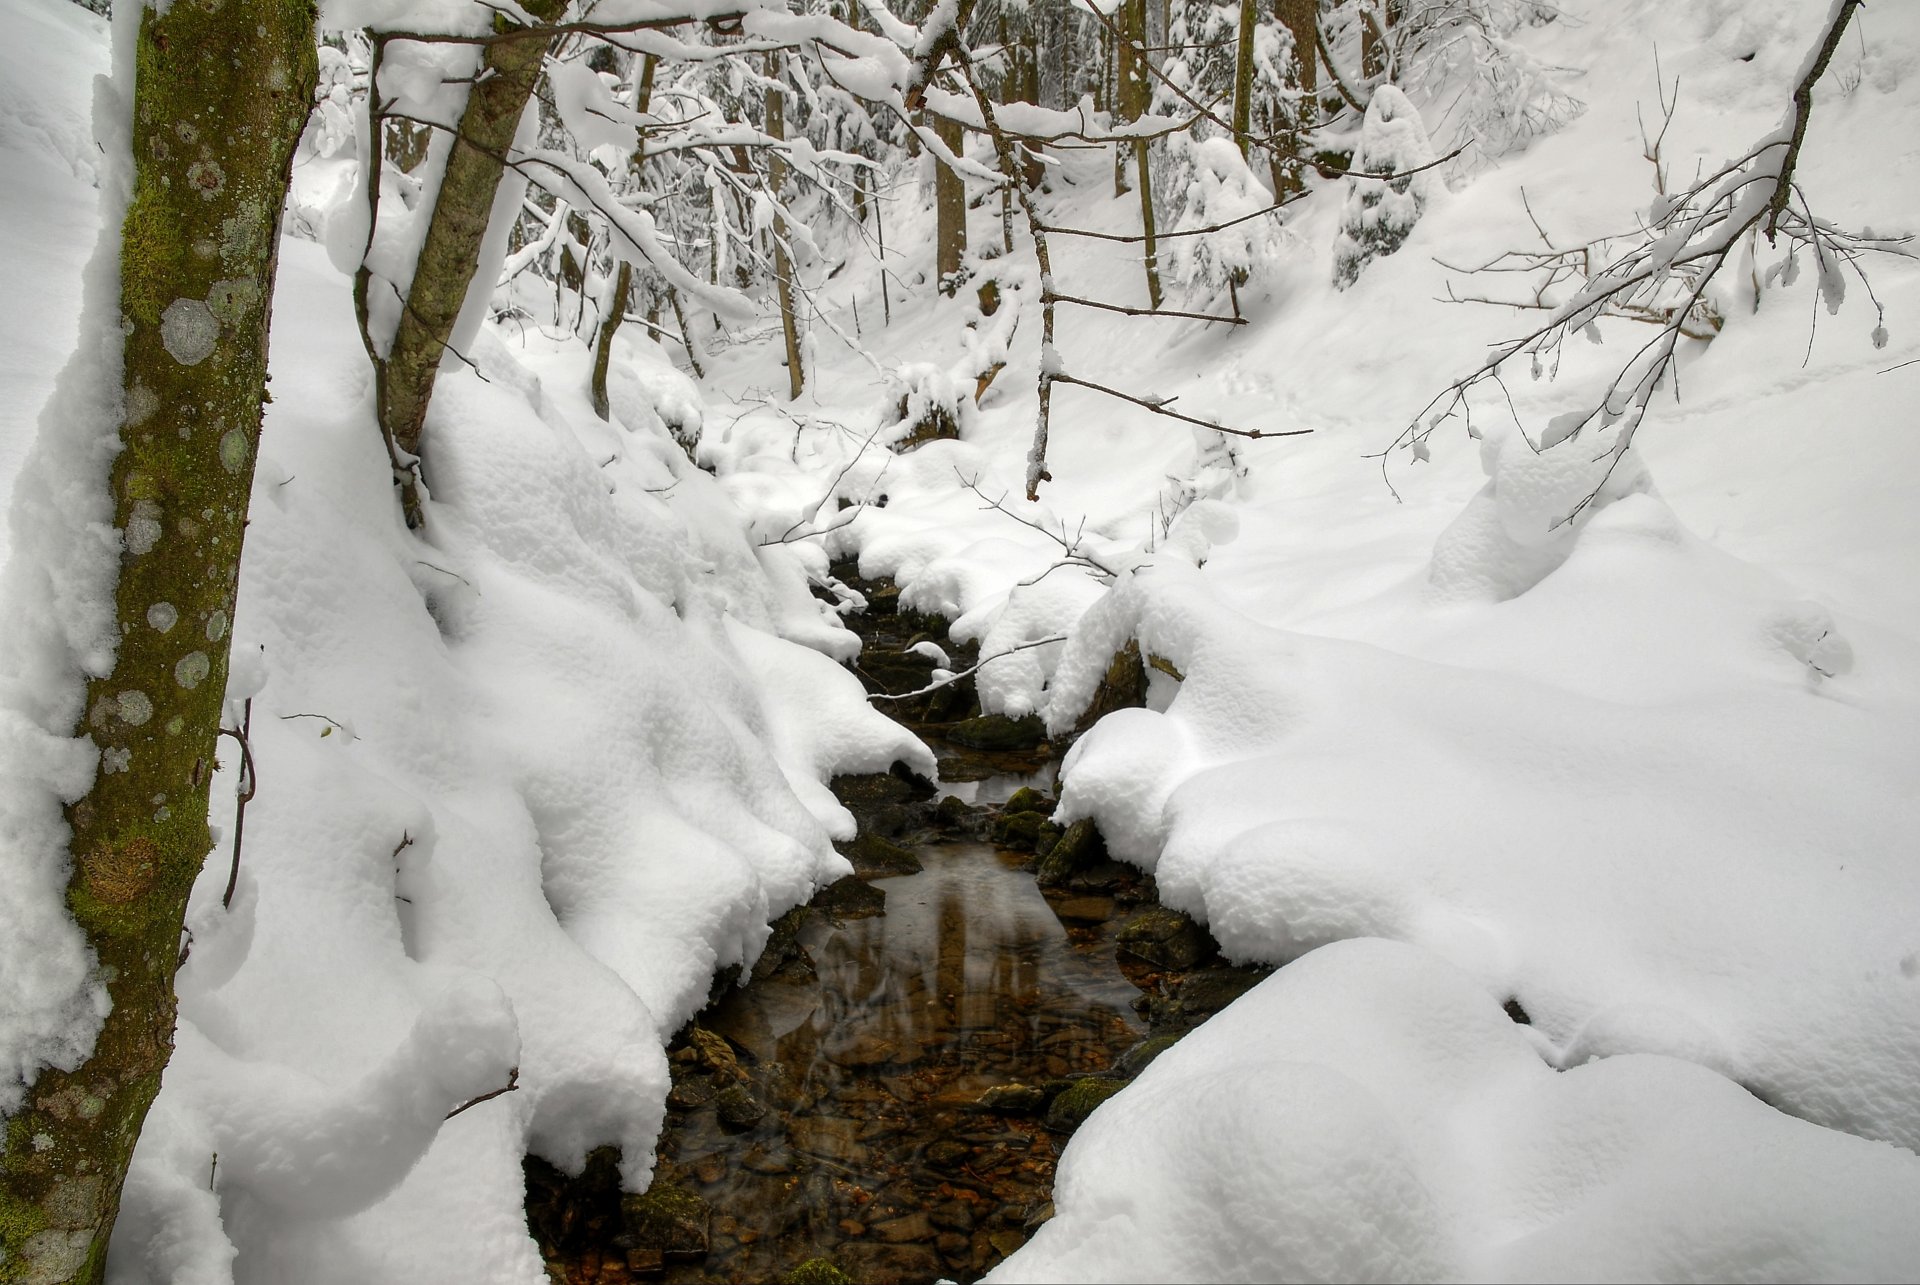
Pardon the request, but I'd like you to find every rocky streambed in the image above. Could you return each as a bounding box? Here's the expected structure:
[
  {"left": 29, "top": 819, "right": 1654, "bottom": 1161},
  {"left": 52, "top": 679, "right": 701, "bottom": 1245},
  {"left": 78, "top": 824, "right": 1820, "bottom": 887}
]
[{"left": 527, "top": 567, "right": 1270, "bottom": 1284}]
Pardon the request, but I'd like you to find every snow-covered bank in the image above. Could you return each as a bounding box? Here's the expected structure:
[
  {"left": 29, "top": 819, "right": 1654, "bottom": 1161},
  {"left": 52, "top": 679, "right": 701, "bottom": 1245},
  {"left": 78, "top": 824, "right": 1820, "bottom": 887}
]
[{"left": 100, "top": 234, "right": 932, "bottom": 1279}]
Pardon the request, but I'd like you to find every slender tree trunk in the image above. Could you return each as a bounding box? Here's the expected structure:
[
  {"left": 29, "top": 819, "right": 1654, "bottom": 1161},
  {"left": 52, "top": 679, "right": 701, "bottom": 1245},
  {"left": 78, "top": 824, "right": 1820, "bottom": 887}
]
[
  {"left": 0, "top": 3, "right": 316, "bottom": 1281},
  {"left": 766, "top": 51, "right": 805, "bottom": 400},
  {"left": 375, "top": 0, "right": 565, "bottom": 527},
  {"left": 1113, "top": 0, "right": 1161, "bottom": 307},
  {"left": 590, "top": 53, "right": 657, "bottom": 421},
  {"left": 933, "top": 112, "right": 968, "bottom": 295},
  {"left": 1134, "top": 135, "right": 1162, "bottom": 309},
  {"left": 1232, "top": 0, "right": 1257, "bottom": 158},
  {"left": 1273, "top": 0, "right": 1317, "bottom": 195},
  {"left": 1361, "top": 0, "right": 1398, "bottom": 81}
]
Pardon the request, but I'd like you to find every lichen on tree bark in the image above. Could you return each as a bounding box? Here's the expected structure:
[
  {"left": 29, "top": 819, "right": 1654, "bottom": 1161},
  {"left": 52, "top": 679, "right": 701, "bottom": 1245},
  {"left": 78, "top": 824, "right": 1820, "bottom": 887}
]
[{"left": 0, "top": 1, "right": 316, "bottom": 1280}]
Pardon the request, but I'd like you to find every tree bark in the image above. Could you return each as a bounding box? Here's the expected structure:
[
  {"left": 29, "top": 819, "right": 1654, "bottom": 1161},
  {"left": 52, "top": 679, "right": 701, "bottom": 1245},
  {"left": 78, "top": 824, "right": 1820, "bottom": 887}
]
[
  {"left": 376, "top": 0, "right": 566, "bottom": 527},
  {"left": 1232, "top": 0, "right": 1258, "bottom": 158},
  {"left": 933, "top": 112, "right": 968, "bottom": 295},
  {"left": 591, "top": 53, "right": 657, "bottom": 421},
  {"left": 0, "top": 2, "right": 316, "bottom": 1281},
  {"left": 1273, "top": 0, "right": 1316, "bottom": 195},
  {"left": 766, "top": 51, "right": 805, "bottom": 399}
]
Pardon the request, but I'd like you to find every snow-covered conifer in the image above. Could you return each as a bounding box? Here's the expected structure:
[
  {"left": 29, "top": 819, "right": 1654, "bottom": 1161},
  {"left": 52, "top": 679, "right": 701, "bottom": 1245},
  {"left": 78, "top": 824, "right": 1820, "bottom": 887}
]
[{"left": 1331, "top": 84, "right": 1434, "bottom": 289}]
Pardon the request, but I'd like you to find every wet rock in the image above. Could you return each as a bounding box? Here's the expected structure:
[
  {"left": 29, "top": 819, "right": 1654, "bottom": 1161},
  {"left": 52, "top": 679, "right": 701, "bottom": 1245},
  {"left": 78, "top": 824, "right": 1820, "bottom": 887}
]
[
  {"left": 837, "top": 1242, "right": 945, "bottom": 1284},
  {"left": 933, "top": 794, "right": 984, "bottom": 834},
  {"left": 1115, "top": 905, "right": 1213, "bottom": 970},
  {"left": 692, "top": 1155, "right": 726, "bottom": 1185},
  {"left": 829, "top": 763, "right": 937, "bottom": 809},
  {"left": 1117, "top": 1034, "right": 1181, "bottom": 1077},
  {"left": 741, "top": 1144, "right": 793, "bottom": 1175},
  {"left": 1071, "top": 640, "right": 1149, "bottom": 739},
  {"left": 931, "top": 1200, "right": 977, "bottom": 1233},
  {"left": 1037, "top": 817, "right": 1106, "bottom": 888},
  {"left": 1022, "top": 1200, "right": 1055, "bottom": 1233},
  {"left": 620, "top": 1181, "right": 710, "bottom": 1262},
  {"left": 788, "top": 1116, "right": 871, "bottom": 1165},
  {"left": 811, "top": 875, "right": 885, "bottom": 922},
  {"left": 991, "top": 810, "right": 1050, "bottom": 851},
  {"left": 749, "top": 906, "right": 816, "bottom": 984},
  {"left": 1004, "top": 786, "right": 1055, "bottom": 816},
  {"left": 687, "top": 1026, "right": 747, "bottom": 1082},
  {"left": 1044, "top": 1077, "right": 1127, "bottom": 1133},
  {"left": 946, "top": 713, "right": 1047, "bottom": 752},
  {"left": 989, "top": 1229, "right": 1029, "bottom": 1256},
  {"left": 1067, "top": 859, "right": 1135, "bottom": 893},
  {"left": 924, "top": 1139, "right": 972, "bottom": 1170},
  {"left": 666, "top": 1075, "right": 716, "bottom": 1111},
  {"left": 1175, "top": 966, "right": 1268, "bottom": 1016},
  {"left": 975, "top": 1083, "right": 1049, "bottom": 1115},
  {"left": 825, "top": 1032, "right": 924, "bottom": 1068},
  {"left": 937, "top": 1231, "right": 970, "bottom": 1256},
  {"left": 1050, "top": 895, "right": 1115, "bottom": 924},
  {"left": 838, "top": 1219, "right": 867, "bottom": 1237},
  {"left": 871, "top": 1211, "right": 932, "bottom": 1243},
  {"left": 715, "top": 1083, "right": 767, "bottom": 1130},
  {"left": 783, "top": 1257, "right": 853, "bottom": 1284},
  {"left": 836, "top": 832, "right": 923, "bottom": 877}
]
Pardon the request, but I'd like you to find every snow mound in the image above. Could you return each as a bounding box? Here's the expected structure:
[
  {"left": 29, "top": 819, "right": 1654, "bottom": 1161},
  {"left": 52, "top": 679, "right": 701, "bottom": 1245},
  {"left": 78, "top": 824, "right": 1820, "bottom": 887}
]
[{"left": 991, "top": 938, "right": 1920, "bottom": 1284}]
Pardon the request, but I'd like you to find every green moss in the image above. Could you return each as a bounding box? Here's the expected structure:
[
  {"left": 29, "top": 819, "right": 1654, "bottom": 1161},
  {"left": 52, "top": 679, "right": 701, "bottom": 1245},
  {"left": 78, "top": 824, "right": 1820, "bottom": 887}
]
[
  {"left": 1044, "top": 1077, "right": 1127, "bottom": 1133},
  {"left": 784, "top": 1258, "right": 853, "bottom": 1284}
]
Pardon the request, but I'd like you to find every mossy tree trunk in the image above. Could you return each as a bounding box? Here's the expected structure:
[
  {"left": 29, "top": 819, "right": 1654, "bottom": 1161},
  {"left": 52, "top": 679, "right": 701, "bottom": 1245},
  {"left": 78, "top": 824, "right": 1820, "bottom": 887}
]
[
  {"left": 1232, "top": 0, "right": 1257, "bottom": 158},
  {"left": 0, "top": 1, "right": 316, "bottom": 1281},
  {"left": 374, "top": 0, "right": 566, "bottom": 527}
]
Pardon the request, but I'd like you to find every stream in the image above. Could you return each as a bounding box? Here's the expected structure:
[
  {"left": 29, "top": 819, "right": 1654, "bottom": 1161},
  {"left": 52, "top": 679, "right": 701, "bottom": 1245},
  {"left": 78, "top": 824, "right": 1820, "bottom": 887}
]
[{"left": 525, "top": 576, "right": 1268, "bottom": 1284}]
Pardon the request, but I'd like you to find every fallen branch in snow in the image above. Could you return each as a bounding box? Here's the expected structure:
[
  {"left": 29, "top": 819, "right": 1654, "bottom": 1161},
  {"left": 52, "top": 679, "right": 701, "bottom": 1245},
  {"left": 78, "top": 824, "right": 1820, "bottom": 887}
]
[
  {"left": 1052, "top": 374, "right": 1313, "bottom": 441},
  {"left": 1381, "top": 0, "right": 1906, "bottom": 520},
  {"left": 444, "top": 1067, "right": 520, "bottom": 1120},
  {"left": 217, "top": 699, "right": 256, "bottom": 912},
  {"left": 869, "top": 634, "right": 1069, "bottom": 703},
  {"left": 1048, "top": 291, "right": 1246, "bottom": 326},
  {"left": 960, "top": 474, "right": 1120, "bottom": 578}
]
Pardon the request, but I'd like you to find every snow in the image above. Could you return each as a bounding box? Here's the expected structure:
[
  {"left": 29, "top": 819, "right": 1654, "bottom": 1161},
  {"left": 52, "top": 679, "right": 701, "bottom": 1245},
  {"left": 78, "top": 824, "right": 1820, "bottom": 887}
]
[
  {"left": 988, "top": 938, "right": 1920, "bottom": 1283},
  {"left": 1, "top": 0, "right": 1917, "bottom": 1277}
]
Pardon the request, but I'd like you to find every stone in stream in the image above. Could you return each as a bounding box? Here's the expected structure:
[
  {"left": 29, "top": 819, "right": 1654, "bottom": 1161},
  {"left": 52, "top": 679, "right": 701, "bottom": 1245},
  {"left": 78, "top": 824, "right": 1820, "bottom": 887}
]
[
  {"left": 1049, "top": 894, "right": 1115, "bottom": 924},
  {"left": 783, "top": 1257, "right": 854, "bottom": 1285},
  {"left": 924, "top": 1138, "right": 972, "bottom": 1171},
  {"left": 1114, "top": 905, "right": 1215, "bottom": 970},
  {"left": 991, "top": 810, "right": 1051, "bottom": 851},
  {"left": 871, "top": 1211, "right": 933, "bottom": 1243},
  {"left": 932, "top": 793, "right": 983, "bottom": 834},
  {"left": 715, "top": 1083, "right": 767, "bottom": 1130},
  {"left": 1003, "top": 786, "right": 1055, "bottom": 816},
  {"left": 1116, "top": 1033, "right": 1182, "bottom": 1077},
  {"left": 835, "top": 831, "right": 923, "bottom": 876},
  {"left": 931, "top": 1200, "right": 978, "bottom": 1232},
  {"left": 1044, "top": 1076, "right": 1127, "bottom": 1133},
  {"left": 973, "top": 1082, "right": 1049, "bottom": 1114},
  {"left": 811, "top": 874, "right": 885, "bottom": 922},
  {"left": 788, "top": 1116, "right": 871, "bottom": 1165},
  {"left": 1036, "top": 817, "right": 1106, "bottom": 887},
  {"left": 946, "top": 712, "right": 1048, "bottom": 751},
  {"left": 620, "top": 1180, "right": 711, "bottom": 1262},
  {"left": 824, "top": 1031, "right": 924, "bottom": 1068},
  {"left": 828, "top": 763, "right": 937, "bottom": 809}
]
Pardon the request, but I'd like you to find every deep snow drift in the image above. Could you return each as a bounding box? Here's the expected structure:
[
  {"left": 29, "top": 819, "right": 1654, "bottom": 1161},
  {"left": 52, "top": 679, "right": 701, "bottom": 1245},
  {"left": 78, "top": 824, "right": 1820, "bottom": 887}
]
[{"left": 0, "top": 0, "right": 1917, "bottom": 1279}]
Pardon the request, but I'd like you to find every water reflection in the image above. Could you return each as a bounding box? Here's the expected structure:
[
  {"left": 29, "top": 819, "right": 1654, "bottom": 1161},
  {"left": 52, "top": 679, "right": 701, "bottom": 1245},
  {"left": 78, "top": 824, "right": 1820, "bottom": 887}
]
[{"left": 658, "top": 844, "right": 1147, "bottom": 1283}]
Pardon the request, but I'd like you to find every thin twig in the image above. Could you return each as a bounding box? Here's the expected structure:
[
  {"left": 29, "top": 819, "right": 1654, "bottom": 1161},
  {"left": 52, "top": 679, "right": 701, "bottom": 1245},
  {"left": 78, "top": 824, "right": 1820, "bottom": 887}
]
[
  {"left": 870, "top": 635, "right": 1069, "bottom": 702},
  {"left": 445, "top": 1068, "right": 520, "bottom": 1119},
  {"left": 218, "top": 698, "right": 255, "bottom": 911}
]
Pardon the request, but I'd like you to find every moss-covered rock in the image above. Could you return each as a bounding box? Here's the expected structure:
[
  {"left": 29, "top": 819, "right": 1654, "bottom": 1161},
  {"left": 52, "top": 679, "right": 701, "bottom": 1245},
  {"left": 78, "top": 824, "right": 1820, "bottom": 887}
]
[
  {"left": 1044, "top": 1077, "right": 1127, "bottom": 1133},
  {"left": 836, "top": 831, "right": 922, "bottom": 876},
  {"left": 1115, "top": 906, "right": 1214, "bottom": 970},
  {"left": 974, "top": 1082, "right": 1050, "bottom": 1114},
  {"left": 1037, "top": 817, "right": 1106, "bottom": 888},
  {"left": 621, "top": 1181, "right": 711, "bottom": 1261},
  {"left": 1004, "top": 786, "right": 1055, "bottom": 816},
  {"left": 829, "top": 763, "right": 937, "bottom": 810},
  {"left": 946, "top": 712, "right": 1047, "bottom": 752},
  {"left": 933, "top": 794, "right": 982, "bottom": 833},
  {"left": 991, "top": 810, "right": 1050, "bottom": 851},
  {"left": 715, "top": 1083, "right": 767, "bottom": 1131},
  {"left": 784, "top": 1258, "right": 854, "bottom": 1285},
  {"left": 810, "top": 875, "right": 885, "bottom": 922},
  {"left": 1117, "top": 1034, "right": 1181, "bottom": 1077}
]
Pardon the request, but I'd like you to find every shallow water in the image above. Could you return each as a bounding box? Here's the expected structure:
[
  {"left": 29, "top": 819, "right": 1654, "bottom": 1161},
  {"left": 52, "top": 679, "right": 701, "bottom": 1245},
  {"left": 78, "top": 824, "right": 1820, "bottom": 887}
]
[{"left": 644, "top": 842, "right": 1151, "bottom": 1283}]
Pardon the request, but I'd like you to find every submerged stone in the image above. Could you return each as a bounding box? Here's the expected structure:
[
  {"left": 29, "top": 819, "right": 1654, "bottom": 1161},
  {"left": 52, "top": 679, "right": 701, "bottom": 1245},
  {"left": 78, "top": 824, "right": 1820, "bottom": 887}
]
[
  {"left": 811, "top": 875, "right": 885, "bottom": 922},
  {"left": 715, "top": 1083, "right": 767, "bottom": 1130},
  {"left": 975, "top": 1083, "right": 1049, "bottom": 1114},
  {"left": 783, "top": 1258, "right": 853, "bottom": 1285}
]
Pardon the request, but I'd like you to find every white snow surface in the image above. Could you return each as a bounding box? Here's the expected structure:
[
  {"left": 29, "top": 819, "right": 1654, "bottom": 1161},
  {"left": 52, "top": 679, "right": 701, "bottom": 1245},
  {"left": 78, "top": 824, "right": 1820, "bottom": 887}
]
[{"left": 2, "top": 0, "right": 1918, "bottom": 1279}]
